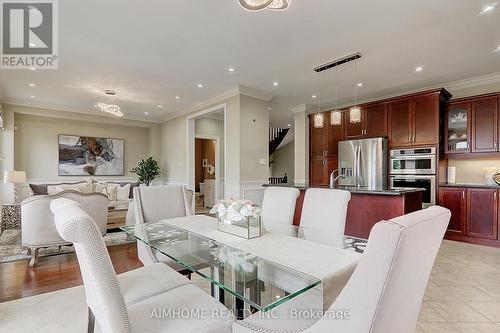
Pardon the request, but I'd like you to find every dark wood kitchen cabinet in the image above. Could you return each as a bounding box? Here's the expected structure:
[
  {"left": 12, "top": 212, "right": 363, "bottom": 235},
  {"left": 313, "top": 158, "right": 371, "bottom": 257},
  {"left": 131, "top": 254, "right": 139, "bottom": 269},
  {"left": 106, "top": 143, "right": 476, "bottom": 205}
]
[
  {"left": 345, "top": 104, "right": 388, "bottom": 139},
  {"left": 438, "top": 187, "right": 466, "bottom": 235},
  {"left": 413, "top": 95, "right": 440, "bottom": 145},
  {"left": 388, "top": 99, "right": 412, "bottom": 146},
  {"left": 471, "top": 97, "right": 498, "bottom": 153},
  {"left": 467, "top": 188, "right": 498, "bottom": 240},
  {"left": 388, "top": 91, "right": 444, "bottom": 147},
  {"left": 445, "top": 102, "right": 471, "bottom": 154},
  {"left": 309, "top": 112, "right": 343, "bottom": 186}
]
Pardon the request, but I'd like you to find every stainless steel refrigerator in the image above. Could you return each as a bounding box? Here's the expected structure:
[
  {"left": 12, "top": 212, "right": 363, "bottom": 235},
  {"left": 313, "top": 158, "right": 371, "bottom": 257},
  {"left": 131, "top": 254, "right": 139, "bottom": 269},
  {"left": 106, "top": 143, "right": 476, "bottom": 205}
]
[{"left": 338, "top": 137, "right": 388, "bottom": 189}]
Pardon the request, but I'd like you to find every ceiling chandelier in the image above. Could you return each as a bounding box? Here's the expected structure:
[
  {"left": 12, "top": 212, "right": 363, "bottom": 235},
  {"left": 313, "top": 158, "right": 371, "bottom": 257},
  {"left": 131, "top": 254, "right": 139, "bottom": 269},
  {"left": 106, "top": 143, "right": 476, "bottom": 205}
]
[
  {"left": 238, "top": 0, "right": 290, "bottom": 11},
  {"left": 97, "top": 102, "right": 123, "bottom": 117}
]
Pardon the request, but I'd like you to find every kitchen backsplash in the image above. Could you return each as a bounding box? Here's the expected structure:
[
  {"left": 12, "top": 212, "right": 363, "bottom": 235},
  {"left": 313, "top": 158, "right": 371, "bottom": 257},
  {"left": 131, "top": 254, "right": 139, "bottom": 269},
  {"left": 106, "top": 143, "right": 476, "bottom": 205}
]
[{"left": 448, "top": 159, "right": 500, "bottom": 184}]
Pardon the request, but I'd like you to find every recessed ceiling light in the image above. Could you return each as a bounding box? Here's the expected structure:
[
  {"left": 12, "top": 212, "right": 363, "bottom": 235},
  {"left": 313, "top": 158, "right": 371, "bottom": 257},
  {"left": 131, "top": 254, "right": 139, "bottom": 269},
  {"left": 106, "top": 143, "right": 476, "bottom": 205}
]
[
  {"left": 28, "top": 83, "right": 36, "bottom": 87},
  {"left": 197, "top": 83, "right": 203, "bottom": 88},
  {"left": 228, "top": 67, "right": 235, "bottom": 72},
  {"left": 28, "top": 67, "right": 36, "bottom": 71},
  {"left": 287, "top": 124, "right": 291, "bottom": 127},
  {"left": 267, "top": 107, "right": 271, "bottom": 110},
  {"left": 480, "top": 3, "right": 497, "bottom": 14},
  {"left": 157, "top": 104, "right": 163, "bottom": 108},
  {"left": 273, "top": 82, "right": 279, "bottom": 87},
  {"left": 312, "top": 95, "right": 317, "bottom": 99},
  {"left": 357, "top": 83, "right": 363, "bottom": 87},
  {"left": 495, "top": 46, "right": 500, "bottom": 52},
  {"left": 415, "top": 66, "right": 424, "bottom": 72},
  {"left": 175, "top": 96, "right": 180, "bottom": 99},
  {"left": 144, "top": 112, "right": 149, "bottom": 115},
  {"left": 30, "top": 95, "right": 35, "bottom": 98}
]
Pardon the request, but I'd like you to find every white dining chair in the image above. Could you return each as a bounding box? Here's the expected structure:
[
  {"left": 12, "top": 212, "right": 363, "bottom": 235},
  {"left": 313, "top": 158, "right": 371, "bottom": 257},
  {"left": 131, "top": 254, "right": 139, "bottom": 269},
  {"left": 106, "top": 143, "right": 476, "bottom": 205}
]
[
  {"left": 133, "top": 185, "right": 194, "bottom": 268},
  {"left": 299, "top": 188, "right": 351, "bottom": 246},
  {"left": 51, "top": 198, "right": 234, "bottom": 333},
  {"left": 261, "top": 186, "right": 300, "bottom": 236},
  {"left": 234, "top": 206, "right": 451, "bottom": 333}
]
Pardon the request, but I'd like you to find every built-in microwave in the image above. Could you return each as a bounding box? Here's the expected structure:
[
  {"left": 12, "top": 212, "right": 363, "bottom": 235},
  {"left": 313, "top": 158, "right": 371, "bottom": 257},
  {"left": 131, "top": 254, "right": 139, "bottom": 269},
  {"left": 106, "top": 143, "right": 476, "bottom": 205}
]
[{"left": 389, "top": 147, "right": 436, "bottom": 175}]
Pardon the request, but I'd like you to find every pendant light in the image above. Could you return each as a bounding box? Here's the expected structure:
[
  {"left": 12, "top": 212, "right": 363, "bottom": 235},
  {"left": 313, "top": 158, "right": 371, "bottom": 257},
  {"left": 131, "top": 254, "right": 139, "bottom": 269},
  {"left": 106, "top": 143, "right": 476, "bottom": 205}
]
[
  {"left": 238, "top": 0, "right": 290, "bottom": 11},
  {"left": 331, "top": 66, "right": 342, "bottom": 126},
  {"left": 349, "top": 58, "right": 361, "bottom": 123}
]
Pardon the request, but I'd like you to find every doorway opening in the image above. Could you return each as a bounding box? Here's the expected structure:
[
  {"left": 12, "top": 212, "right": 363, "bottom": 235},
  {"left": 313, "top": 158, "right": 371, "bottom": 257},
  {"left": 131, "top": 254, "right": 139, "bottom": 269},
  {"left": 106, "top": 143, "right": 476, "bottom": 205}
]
[{"left": 187, "top": 104, "right": 226, "bottom": 213}]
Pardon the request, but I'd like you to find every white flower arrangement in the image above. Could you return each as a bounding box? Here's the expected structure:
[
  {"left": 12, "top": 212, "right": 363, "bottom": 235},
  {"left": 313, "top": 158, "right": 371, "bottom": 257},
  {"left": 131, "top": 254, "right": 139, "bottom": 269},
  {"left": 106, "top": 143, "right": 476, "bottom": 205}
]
[{"left": 210, "top": 199, "right": 261, "bottom": 224}]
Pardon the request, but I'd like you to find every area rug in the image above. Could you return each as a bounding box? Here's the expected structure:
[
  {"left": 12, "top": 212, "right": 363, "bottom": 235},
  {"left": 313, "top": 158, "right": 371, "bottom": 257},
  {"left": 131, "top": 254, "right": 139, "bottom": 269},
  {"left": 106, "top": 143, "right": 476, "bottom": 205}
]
[{"left": 0, "top": 229, "right": 135, "bottom": 264}]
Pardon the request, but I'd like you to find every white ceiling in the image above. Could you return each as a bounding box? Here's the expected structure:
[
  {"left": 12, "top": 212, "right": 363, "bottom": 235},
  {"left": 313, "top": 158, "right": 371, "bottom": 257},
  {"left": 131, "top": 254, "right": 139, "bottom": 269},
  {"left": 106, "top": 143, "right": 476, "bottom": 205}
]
[{"left": 1, "top": 0, "right": 499, "bottom": 126}]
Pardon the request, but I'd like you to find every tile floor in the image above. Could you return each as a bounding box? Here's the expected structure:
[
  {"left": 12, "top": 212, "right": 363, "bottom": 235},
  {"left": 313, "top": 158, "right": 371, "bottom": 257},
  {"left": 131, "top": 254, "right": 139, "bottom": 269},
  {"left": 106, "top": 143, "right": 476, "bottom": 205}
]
[{"left": 416, "top": 240, "right": 500, "bottom": 333}]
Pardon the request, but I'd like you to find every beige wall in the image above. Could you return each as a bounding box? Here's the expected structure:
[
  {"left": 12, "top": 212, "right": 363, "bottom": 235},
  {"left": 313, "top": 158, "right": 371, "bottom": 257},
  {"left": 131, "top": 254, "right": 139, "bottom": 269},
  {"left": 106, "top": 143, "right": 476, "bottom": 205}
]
[
  {"left": 239, "top": 94, "right": 269, "bottom": 182},
  {"left": 271, "top": 141, "right": 294, "bottom": 182},
  {"left": 8, "top": 105, "right": 160, "bottom": 182}
]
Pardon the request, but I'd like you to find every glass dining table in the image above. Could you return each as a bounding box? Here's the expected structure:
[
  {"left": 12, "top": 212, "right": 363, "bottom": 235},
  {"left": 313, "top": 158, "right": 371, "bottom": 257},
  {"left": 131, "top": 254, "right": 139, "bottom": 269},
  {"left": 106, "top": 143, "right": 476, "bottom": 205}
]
[{"left": 120, "top": 218, "right": 366, "bottom": 318}]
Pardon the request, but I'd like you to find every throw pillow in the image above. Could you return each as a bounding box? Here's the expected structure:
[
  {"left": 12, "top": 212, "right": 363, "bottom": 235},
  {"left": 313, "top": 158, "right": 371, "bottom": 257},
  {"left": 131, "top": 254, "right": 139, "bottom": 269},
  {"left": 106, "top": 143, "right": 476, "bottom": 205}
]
[
  {"left": 47, "top": 185, "right": 65, "bottom": 196},
  {"left": 115, "top": 183, "right": 131, "bottom": 201}
]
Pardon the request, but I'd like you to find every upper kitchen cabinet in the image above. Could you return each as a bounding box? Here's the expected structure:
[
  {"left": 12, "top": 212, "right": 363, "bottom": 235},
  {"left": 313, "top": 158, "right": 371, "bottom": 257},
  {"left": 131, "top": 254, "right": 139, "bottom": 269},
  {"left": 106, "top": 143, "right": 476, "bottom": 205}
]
[
  {"left": 345, "top": 103, "right": 388, "bottom": 139},
  {"left": 309, "top": 113, "right": 327, "bottom": 159},
  {"left": 388, "top": 99, "right": 412, "bottom": 147},
  {"left": 445, "top": 102, "right": 471, "bottom": 154},
  {"left": 471, "top": 97, "right": 498, "bottom": 153},
  {"left": 309, "top": 112, "right": 344, "bottom": 159},
  {"left": 388, "top": 89, "right": 450, "bottom": 148}
]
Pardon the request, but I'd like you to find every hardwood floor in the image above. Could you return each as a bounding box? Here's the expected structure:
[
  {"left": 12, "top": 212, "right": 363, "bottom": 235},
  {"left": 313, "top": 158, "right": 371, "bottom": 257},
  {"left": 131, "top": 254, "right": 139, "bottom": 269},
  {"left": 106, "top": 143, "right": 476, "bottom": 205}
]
[{"left": 0, "top": 243, "right": 142, "bottom": 303}]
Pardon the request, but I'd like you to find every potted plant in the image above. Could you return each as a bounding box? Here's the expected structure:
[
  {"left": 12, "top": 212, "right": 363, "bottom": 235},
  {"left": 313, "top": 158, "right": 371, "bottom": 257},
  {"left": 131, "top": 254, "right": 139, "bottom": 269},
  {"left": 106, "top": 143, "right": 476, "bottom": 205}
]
[{"left": 130, "top": 157, "right": 161, "bottom": 186}]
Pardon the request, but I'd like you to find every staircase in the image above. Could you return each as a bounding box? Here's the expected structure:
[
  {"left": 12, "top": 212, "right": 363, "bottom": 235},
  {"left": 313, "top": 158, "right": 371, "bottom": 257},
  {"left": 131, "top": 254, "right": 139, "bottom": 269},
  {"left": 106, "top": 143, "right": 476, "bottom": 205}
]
[{"left": 269, "top": 126, "right": 289, "bottom": 156}]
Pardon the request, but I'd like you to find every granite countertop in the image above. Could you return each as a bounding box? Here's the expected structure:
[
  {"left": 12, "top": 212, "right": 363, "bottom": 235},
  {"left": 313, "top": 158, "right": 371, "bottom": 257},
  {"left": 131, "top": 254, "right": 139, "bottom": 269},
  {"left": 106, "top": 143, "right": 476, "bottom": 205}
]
[
  {"left": 262, "top": 183, "right": 425, "bottom": 196},
  {"left": 439, "top": 182, "right": 500, "bottom": 189}
]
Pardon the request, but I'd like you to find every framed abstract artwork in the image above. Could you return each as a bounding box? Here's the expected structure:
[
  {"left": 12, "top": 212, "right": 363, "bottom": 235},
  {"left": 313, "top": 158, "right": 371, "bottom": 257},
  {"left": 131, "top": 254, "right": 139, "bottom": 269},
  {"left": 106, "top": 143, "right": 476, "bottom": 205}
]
[{"left": 58, "top": 135, "right": 124, "bottom": 176}]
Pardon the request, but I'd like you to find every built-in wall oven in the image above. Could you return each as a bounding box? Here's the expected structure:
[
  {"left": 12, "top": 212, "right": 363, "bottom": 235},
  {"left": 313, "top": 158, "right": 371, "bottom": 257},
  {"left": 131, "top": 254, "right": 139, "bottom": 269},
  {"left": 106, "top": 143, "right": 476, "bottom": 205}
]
[
  {"left": 390, "top": 175, "right": 436, "bottom": 208},
  {"left": 389, "top": 147, "right": 437, "bottom": 207}
]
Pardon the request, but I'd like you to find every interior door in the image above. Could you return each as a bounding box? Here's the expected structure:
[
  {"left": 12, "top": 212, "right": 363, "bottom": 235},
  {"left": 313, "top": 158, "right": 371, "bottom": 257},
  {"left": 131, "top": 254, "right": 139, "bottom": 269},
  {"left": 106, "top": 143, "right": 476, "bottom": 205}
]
[
  {"left": 413, "top": 96, "right": 439, "bottom": 145},
  {"left": 388, "top": 99, "right": 412, "bottom": 147},
  {"left": 471, "top": 97, "right": 498, "bottom": 152},
  {"left": 364, "top": 104, "right": 388, "bottom": 138}
]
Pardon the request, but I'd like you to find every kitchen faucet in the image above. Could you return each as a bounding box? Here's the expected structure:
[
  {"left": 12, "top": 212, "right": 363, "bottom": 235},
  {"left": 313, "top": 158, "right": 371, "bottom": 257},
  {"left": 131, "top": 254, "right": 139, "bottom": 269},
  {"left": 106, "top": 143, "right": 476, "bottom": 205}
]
[{"left": 329, "top": 169, "right": 346, "bottom": 188}]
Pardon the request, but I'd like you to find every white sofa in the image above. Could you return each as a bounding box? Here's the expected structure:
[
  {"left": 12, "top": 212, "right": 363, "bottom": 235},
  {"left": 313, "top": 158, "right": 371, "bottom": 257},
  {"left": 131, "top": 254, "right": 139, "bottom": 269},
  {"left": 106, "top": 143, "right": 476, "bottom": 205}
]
[{"left": 21, "top": 190, "right": 109, "bottom": 267}]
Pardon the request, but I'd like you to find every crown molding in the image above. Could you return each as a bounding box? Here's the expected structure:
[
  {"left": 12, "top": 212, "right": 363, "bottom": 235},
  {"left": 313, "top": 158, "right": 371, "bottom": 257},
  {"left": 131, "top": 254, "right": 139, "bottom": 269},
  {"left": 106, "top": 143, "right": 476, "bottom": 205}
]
[
  {"left": 290, "top": 104, "right": 316, "bottom": 113},
  {"left": 161, "top": 86, "right": 240, "bottom": 122},
  {"left": 317, "top": 71, "right": 500, "bottom": 113},
  {"left": 238, "top": 85, "right": 274, "bottom": 101},
  {"left": 161, "top": 85, "right": 274, "bottom": 123},
  {"left": 2, "top": 99, "right": 159, "bottom": 127}
]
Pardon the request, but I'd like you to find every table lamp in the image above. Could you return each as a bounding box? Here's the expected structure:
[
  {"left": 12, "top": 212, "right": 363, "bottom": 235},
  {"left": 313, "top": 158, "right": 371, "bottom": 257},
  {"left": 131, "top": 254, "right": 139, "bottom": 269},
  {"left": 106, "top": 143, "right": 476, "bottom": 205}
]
[{"left": 3, "top": 170, "right": 27, "bottom": 204}]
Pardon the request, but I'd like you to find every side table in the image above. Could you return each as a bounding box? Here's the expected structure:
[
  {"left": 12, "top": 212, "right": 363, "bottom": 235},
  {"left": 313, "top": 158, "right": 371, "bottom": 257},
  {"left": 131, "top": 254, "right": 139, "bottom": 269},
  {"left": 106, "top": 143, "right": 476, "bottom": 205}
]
[{"left": 1, "top": 204, "right": 21, "bottom": 234}]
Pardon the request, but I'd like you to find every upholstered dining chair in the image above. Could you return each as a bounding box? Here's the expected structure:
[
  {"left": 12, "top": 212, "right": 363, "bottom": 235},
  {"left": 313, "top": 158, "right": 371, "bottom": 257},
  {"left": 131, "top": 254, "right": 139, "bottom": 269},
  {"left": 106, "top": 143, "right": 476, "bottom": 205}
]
[
  {"left": 261, "top": 186, "right": 300, "bottom": 236},
  {"left": 234, "top": 206, "right": 451, "bottom": 333},
  {"left": 133, "top": 185, "right": 194, "bottom": 267},
  {"left": 21, "top": 190, "right": 109, "bottom": 267},
  {"left": 299, "top": 188, "right": 351, "bottom": 247},
  {"left": 50, "top": 198, "right": 233, "bottom": 333}
]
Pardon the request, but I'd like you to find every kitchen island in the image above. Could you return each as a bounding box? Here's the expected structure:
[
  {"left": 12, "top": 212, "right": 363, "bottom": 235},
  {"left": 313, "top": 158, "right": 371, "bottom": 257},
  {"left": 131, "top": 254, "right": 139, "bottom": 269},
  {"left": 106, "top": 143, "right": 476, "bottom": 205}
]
[{"left": 263, "top": 184, "right": 424, "bottom": 239}]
